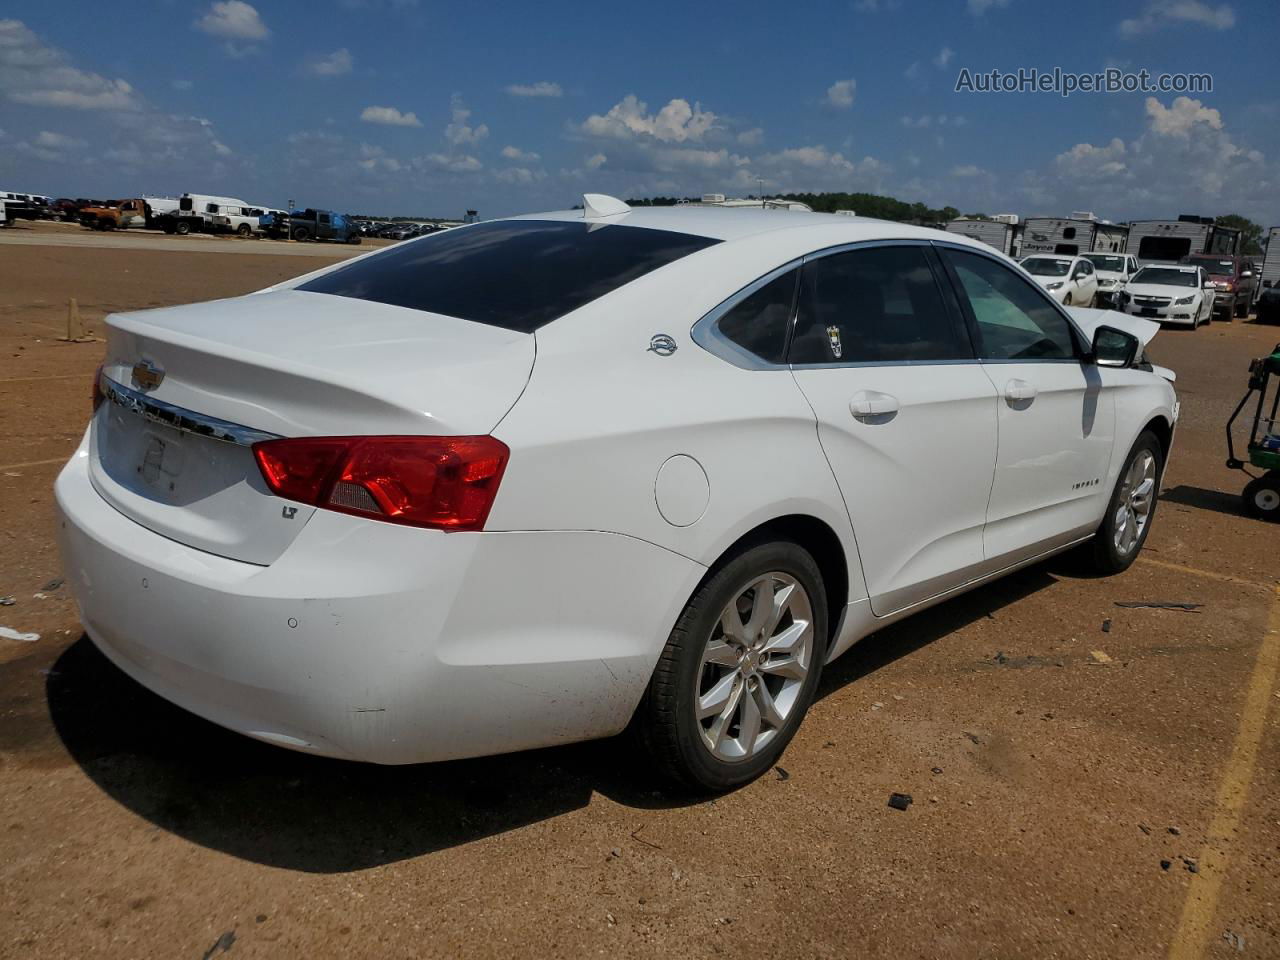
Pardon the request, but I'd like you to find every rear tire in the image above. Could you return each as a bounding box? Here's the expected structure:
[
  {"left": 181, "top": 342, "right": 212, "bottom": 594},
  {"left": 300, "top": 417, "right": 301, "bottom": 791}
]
[
  {"left": 292, "top": 227, "right": 310, "bottom": 242},
  {"left": 236, "top": 223, "right": 252, "bottom": 237},
  {"left": 1088, "top": 430, "right": 1163, "bottom": 574},
  {"left": 1242, "top": 473, "right": 1280, "bottom": 522},
  {"left": 174, "top": 220, "right": 191, "bottom": 236},
  {"left": 636, "top": 540, "right": 828, "bottom": 792}
]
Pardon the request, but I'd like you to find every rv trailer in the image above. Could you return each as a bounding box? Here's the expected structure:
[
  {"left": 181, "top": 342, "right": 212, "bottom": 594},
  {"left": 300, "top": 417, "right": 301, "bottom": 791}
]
[
  {"left": 1020, "top": 217, "right": 1128, "bottom": 256},
  {"left": 945, "top": 218, "right": 1015, "bottom": 255},
  {"left": 1127, "top": 215, "right": 1241, "bottom": 264}
]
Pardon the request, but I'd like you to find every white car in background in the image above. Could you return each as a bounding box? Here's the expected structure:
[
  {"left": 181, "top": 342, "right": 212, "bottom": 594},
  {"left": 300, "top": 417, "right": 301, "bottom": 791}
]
[
  {"left": 1020, "top": 255, "right": 1099, "bottom": 306},
  {"left": 1118, "top": 264, "right": 1214, "bottom": 327},
  {"left": 1084, "top": 253, "right": 1140, "bottom": 309},
  {"left": 55, "top": 197, "right": 1178, "bottom": 791}
]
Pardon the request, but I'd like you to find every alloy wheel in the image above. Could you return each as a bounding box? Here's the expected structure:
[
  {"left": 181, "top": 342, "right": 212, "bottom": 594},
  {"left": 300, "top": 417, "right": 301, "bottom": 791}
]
[
  {"left": 1113, "top": 449, "right": 1156, "bottom": 555},
  {"left": 695, "top": 573, "right": 814, "bottom": 762}
]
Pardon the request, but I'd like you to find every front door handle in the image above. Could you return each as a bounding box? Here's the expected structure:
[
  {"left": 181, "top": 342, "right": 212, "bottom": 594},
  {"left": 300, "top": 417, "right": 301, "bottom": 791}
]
[
  {"left": 1004, "top": 379, "right": 1037, "bottom": 403},
  {"left": 849, "top": 390, "right": 900, "bottom": 420}
]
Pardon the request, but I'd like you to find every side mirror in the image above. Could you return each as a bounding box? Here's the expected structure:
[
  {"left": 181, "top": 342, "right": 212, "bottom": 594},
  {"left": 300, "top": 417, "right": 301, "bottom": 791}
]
[
  {"left": 1203, "top": 280, "right": 1214, "bottom": 289},
  {"left": 1241, "top": 270, "right": 1253, "bottom": 278},
  {"left": 1091, "top": 325, "right": 1140, "bottom": 368}
]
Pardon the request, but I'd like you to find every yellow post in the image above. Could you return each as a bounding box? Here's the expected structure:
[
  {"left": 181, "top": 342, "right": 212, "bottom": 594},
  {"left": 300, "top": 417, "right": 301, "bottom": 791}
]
[{"left": 61, "top": 298, "right": 91, "bottom": 342}]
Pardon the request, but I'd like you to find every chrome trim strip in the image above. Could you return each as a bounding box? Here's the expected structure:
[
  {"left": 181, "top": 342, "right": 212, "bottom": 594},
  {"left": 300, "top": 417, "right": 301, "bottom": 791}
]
[
  {"left": 100, "top": 375, "right": 280, "bottom": 446},
  {"left": 690, "top": 258, "right": 802, "bottom": 371}
]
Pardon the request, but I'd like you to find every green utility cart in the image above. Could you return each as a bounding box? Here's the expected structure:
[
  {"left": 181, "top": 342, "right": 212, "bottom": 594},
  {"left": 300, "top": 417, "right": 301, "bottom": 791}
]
[{"left": 1226, "top": 343, "right": 1280, "bottom": 521}]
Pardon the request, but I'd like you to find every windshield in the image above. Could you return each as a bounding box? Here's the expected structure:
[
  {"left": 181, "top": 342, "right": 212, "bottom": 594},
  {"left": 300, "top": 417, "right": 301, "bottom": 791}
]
[
  {"left": 299, "top": 219, "right": 721, "bottom": 332},
  {"left": 1085, "top": 254, "right": 1124, "bottom": 272},
  {"left": 1190, "top": 258, "right": 1236, "bottom": 276},
  {"left": 1022, "top": 257, "right": 1072, "bottom": 277},
  {"left": 1132, "top": 267, "right": 1198, "bottom": 287}
]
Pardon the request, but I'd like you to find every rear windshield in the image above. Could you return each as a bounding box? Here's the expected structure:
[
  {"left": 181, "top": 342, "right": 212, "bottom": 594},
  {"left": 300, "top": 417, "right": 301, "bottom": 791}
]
[{"left": 299, "top": 219, "right": 721, "bottom": 332}]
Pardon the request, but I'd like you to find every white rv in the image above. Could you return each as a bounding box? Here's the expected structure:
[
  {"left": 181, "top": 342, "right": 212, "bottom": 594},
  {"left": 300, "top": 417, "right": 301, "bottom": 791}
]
[
  {"left": 945, "top": 218, "right": 1015, "bottom": 255},
  {"left": 1020, "top": 217, "right": 1128, "bottom": 257},
  {"left": 171, "top": 193, "right": 252, "bottom": 234},
  {"left": 1127, "top": 217, "right": 1241, "bottom": 264}
]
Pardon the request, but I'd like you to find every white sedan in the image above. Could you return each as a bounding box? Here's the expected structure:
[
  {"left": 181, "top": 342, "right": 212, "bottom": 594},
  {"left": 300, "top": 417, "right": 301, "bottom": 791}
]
[
  {"left": 56, "top": 196, "right": 1178, "bottom": 791},
  {"left": 1020, "top": 254, "right": 1099, "bottom": 306},
  {"left": 1118, "top": 264, "right": 1214, "bottom": 327}
]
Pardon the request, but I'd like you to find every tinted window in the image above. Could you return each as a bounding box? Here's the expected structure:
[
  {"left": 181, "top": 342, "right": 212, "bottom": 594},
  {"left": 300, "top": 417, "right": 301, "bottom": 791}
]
[
  {"left": 715, "top": 270, "right": 797, "bottom": 364},
  {"left": 301, "top": 219, "right": 720, "bottom": 332},
  {"left": 789, "top": 245, "right": 972, "bottom": 364},
  {"left": 945, "top": 249, "right": 1078, "bottom": 360}
]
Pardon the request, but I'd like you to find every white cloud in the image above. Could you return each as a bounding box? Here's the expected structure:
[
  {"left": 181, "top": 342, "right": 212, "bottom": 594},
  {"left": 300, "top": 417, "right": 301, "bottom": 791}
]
[
  {"left": 1144, "top": 94, "right": 1222, "bottom": 136},
  {"left": 357, "top": 142, "right": 402, "bottom": 172},
  {"left": 444, "top": 95, "right": 488, "bottom": 145},
  {"left": 33, "top": 130, "right": 85, "bottom": 149},
  {"left": 904, "top": 61, "right": 921, "bottom": 80},
  {"left": 967, "top": 0, "right": 1011, "bottom": 13},
  {"left": 419, "top": 153, "right": 482, "bottom": 173},
  {"left": 1119, "top": 0, "right": 1235, "bottom": 35},
  {"left": 0, "top": 19, "right": 139, "bottom": 110},
  {"left": 737, "top": 127, "right": 764, "bottom": 145},
  {"left": 495, "top": 167, "right": 543, "bottom": 184},
  {"left": 360, "top": 105, "right": 422, "bottom": 127},
  {"left": 579, "top": 95, "right": 718, "bottom": 143},
  {"left": 585, "top": 152, "right": 607, "bottom": 170},
  {"left": 951, "top": 164, "right": 984, "bottom": 177},
  {"left": 1054, "top": 138, "right": 1129, "bottom": 178},
  {"left": 172, "top": 79, "right": 193, "bottom": 91},
  {"left": 194, "top": 1, "right": 269, "bottom": 40},
  {"left": 825, "top": 79, "right": 856, "bottom": 109},
  {"left": 307, "top": 48, "right": 353, "bottom": 77},
  {"left": 934, "top": 46, "right": 954, "bottom": 68},
  {"left": 504, "top": 81, "right": 562, "bottom": 98},
  {"left": 1050, "top": 96, "right": 1267, "bottom": 219},
  {"left": 501, "top": 145, "right": 539, "bottom": 162}
]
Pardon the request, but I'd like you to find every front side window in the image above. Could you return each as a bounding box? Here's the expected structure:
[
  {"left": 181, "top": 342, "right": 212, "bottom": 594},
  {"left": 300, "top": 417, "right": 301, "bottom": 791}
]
[
  {"left": 789, "top": 245, "right": 972, "bottom": 365},
  {"left": 944, "top": 249, "right": 1078, "bottom": 361},
  {"left": 300, "top": 219, "right": 721, "bottom": 332},
  {"left": 714, "top": 269, "right": 797, "bottom": 364}
]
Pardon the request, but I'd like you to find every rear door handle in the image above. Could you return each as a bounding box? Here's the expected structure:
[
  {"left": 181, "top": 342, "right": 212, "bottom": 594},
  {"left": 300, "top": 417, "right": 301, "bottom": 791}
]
[
  {"left": 849, "top": 390, "right": 900, "bottom": 419},
  {"left": 1004, "top": 379, "right": 1037, "bottom": 403}
]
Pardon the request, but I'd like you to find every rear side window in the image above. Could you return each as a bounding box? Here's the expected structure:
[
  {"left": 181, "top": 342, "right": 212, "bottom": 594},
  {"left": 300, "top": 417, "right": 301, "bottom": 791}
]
[
  {"left": 789, "top": 245, "right": 972, "bottom": 364},
  {"left": 300, "top": 219, "right": 720, "bottom": 332},
  {"left": 714, "top": 270, "right": 797, "bottom": 364}
]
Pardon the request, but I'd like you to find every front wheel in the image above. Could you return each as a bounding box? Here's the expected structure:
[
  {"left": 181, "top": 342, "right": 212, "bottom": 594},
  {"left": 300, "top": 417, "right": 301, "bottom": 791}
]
[
  {"left": 173, "top": 220, "right": 191, "bottom": 236},
  {"left": 636, "top": 541, "right": 827, "bottom": 792},
  {"left": 1089, "top": 430, "right": 1163, "bottom": 574},
  {"left": 236, "top": 223, "right": 252, "bottom": 237},
  {"left": 292, "top": 227, "right": 310, "bottom": 241},
  {"left": 1242, "top": 473, "right": 1280, "bottom": 522}
]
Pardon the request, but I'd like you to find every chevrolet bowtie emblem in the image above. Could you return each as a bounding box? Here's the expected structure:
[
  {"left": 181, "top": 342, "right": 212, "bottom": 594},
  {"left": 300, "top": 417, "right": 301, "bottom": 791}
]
[{"left": 131, "top": 360, "right": 165, "bottom": 391}]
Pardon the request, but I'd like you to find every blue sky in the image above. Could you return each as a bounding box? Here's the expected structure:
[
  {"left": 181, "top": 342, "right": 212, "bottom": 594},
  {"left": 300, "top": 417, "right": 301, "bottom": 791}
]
[{"left": 1, "top": 0, "right": 1276, "bottom": 223}]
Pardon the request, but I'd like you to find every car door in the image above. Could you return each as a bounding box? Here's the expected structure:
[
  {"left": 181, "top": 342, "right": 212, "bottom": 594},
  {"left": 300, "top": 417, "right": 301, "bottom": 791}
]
[
  {"left": 787, "top": 242, "right": 998, "bottom": 616},
  {"left": 938, "top": 246, "right": 1116, "bottom": 564}
]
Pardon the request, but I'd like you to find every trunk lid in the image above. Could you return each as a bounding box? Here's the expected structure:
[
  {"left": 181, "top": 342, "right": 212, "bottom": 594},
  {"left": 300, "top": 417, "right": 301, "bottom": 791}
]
[{"left": 90, "top": 290, "right": 535, "bottom": 564}]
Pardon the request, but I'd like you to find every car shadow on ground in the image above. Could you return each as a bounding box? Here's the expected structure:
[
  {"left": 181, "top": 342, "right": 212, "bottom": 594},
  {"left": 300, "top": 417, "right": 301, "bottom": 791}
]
[
  {"left": 47, "top": 565, "right": 1056, "bottom": 874},
  {"left": 1160, "top": 483, "right": 1246, "bottom": 519}
]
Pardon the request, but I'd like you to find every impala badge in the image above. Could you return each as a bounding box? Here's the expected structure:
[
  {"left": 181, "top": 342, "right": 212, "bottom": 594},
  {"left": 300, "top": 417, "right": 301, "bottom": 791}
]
[
  {"left": 648, "top": 334, "right": 677, "bottom": 357},
  {"left": 132, "top": 360, "right": 165, "bottom": 392}
]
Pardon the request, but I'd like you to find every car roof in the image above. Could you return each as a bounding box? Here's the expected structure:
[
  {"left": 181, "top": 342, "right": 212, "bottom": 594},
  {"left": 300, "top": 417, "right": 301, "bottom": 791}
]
[
  {"left": 506, "top": 205, "right": 949, "bottom": 245},
  {"left": 1140, "top": 264, "right": 1198, "bottom": 271}
]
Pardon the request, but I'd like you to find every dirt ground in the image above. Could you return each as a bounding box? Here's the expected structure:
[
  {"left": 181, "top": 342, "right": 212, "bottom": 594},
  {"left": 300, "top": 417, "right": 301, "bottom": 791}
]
[{"left": 0, "top": 226, "right": 1277, "bottom": 960}]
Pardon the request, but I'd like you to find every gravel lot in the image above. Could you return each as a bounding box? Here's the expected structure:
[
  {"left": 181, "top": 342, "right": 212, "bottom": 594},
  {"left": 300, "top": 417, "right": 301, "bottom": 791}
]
[{"left": 1, "top": 221, "right": 1277, "bottom": 960}]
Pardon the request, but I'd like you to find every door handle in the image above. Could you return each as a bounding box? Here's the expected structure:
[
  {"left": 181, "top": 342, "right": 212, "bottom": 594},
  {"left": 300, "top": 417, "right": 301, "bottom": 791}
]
[
  {"left": 1004, "top": 379, "right": 1037, "bottom": 403},
  {"left": 849, "top": 390, "right": 900, "bottom": 419}
]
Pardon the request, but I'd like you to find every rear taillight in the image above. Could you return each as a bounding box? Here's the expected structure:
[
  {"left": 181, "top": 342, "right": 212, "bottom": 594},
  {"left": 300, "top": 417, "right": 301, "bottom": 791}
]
[
  {"left": 252, "top": 435, "right": 509, "bottom": 532},
  {"left": 92, "top": 363, "right": 105, "bottom": 412}
]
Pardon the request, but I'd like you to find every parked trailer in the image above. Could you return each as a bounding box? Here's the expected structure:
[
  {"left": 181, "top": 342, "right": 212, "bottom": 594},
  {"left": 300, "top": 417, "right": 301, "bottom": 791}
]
[
  {"left": 945, "top": 218, "right": 1014, "bottom": 255},
  {"left": 1127, "top": 216, "right": 1241, "bottom": 264},
  {"left": 1020, "top": 217, "right": 1128, "bottom": 256},
  {"left": 1259, "top": 226, "right": 1280, "bottom": 294}
]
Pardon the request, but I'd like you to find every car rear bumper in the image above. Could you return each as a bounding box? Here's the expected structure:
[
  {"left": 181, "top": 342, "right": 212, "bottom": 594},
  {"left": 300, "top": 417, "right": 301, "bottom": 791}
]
[{"left": 55, "top": 440, "right": 703, "bottom": 764}]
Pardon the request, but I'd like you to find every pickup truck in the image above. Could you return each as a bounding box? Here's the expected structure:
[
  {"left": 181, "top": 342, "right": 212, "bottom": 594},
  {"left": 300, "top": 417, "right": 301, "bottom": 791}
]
[
  {"left": 273, "top": 208, "right": 362, "bottom": 243},
  {"left": 78, "top": 198, "right": 177, "bottom": 231}
]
